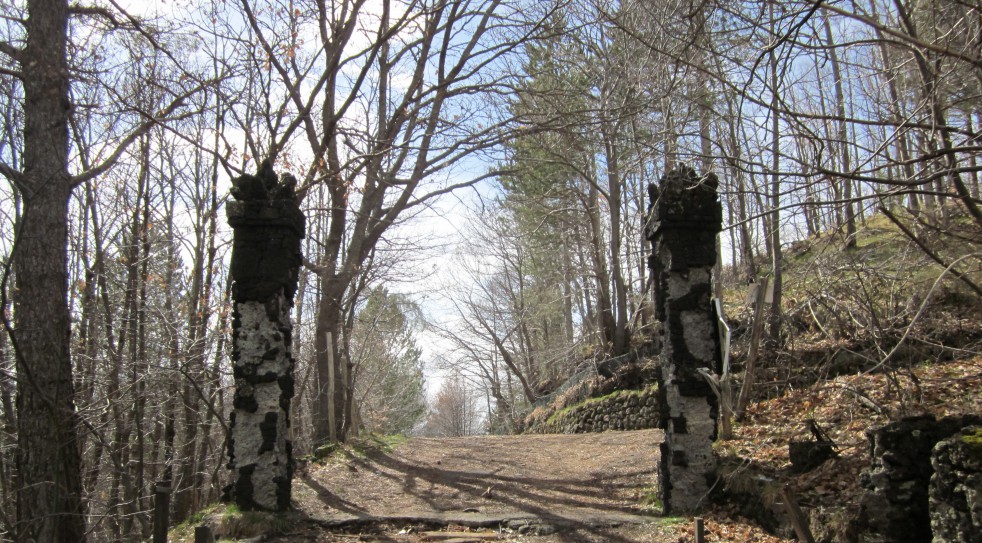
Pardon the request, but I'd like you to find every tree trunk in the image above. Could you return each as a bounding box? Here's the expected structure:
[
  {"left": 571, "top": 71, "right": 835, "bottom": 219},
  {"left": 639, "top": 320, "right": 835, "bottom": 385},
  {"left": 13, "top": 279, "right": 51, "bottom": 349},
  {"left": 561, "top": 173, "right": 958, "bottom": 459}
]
[
  {"left": 663, "top": 100, "right": 678, "bottom": 172},
  {"left": 602, "top": 123, "right": 630, "bottom": 355},
  {"left": 11, "top": 0, "right": 87, "bottom": 540},
  {"left": 313, "top": 278, "right": 347, "bottom": 445},
  {"left": 584, "top": 172, "right": 615, "bottom": 349},
  {"left": 0, "top": 306, "right": 13, "bottom": 516},
  {"left": 824, "top": 15, "right": 857, "bottom": 248},
  {"left": 894, "top": 0, "right": 982, "bottom": 225},
  {"left": 560, "top": 226, "right": 576, "bottom": 342},
  {"left": 13, "top": 142, "right": 87, "bottom": 542},
  {"left": 969, "top": 112, "right": 980, "bottom": 199},
  {"left": 725, "top": 94, "right": 758, "bottom": 282},
  {"left": 693, "top": 1, "right": 713, "bottom": 174},
  {"left": 768, "top": 4, "right": 784, "bottom": 340}
]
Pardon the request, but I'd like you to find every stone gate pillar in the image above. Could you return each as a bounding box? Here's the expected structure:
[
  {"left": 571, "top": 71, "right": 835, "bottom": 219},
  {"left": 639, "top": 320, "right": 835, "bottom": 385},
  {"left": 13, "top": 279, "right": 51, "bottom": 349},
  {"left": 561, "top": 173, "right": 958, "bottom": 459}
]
[
  {"left": 225, "top": 162, "right": 304, "bottom": 511},
  {"left": 646, "top": 165, "right": 722, "bottom": 514}
]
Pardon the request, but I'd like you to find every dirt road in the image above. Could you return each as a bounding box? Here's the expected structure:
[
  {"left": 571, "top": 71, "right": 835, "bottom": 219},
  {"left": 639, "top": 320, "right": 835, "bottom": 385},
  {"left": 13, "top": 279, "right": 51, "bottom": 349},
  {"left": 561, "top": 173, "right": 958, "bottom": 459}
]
[{"left": 283, "top": 429, "right": 670, "bottom": 542}]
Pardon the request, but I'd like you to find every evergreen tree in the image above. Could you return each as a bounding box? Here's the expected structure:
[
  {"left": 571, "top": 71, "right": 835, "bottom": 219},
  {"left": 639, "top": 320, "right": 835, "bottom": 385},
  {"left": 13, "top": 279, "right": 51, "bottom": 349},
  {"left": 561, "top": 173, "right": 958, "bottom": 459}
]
[{"left": 350, "top": 288, "right": 427, "bottom": 436}]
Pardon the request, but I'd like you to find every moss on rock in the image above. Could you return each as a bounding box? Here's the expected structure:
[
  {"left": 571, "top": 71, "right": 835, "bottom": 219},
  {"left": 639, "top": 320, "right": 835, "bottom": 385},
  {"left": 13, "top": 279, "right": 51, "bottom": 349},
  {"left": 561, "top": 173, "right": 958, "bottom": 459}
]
[
  {"left": 534, "top": 384, "right": 659, "bottom": 434},
  {"left": 961, "top": 426, "right": 982, "bottom": 461}
]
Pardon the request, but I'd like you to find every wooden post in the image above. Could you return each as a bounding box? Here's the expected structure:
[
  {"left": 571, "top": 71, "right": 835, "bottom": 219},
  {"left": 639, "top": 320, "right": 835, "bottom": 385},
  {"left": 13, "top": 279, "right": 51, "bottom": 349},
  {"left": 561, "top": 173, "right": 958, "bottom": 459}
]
[
  {"left": 326, "top": 331, "right": 337, "bottom": 442},
  {"left": 736, "top": 276, "right": 768, "bottom": 417},
  {"left": 715, "top": 299, "right": 734, "bottom": 440},
  {"left": 780, "top": 485, "right": 816, "bottom": 543},
  {"left": 695, "top": 517, "right": 706, "bottom": 543},
  {"left": 153, "top": 482, "right": 171, "bottom": 543}
]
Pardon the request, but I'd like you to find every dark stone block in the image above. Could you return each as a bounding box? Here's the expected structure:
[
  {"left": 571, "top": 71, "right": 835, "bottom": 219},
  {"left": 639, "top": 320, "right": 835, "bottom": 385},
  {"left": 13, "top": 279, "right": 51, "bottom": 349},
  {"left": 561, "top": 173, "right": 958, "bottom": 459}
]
[
  {"left": 861, "top": 414, "right": 982, "bottom": 542},
  {"left": 672, "top": 415, "right": 687, "bottom": 434},
  {"left": 676, "top": 378, "right": 714, "bottom": 397},
  {"left": 240, "top": 173, "right": 269, "bottom": 200},
  {"left": 789, "top": 440, "right": 836, "bottom": 473},
  {"left": 931, "top": 426, "right": 982, "bottom": 543},
  {"left": 278, "top": 373, "right": 295, "bottom": 400},
  {"left": 274, "top": 474, "right": 291, "bottom": 512},
  {"left": 647, "top": 183, "right": 659, "bottom": 209},
  {"left": 233, "top": 391, "right": 258, "bottom": 413},
  {"left": 648, "top": 166, "right": 723, "bottom": 236},
  {"left": 229, "top": 227, "right": 304, "bottom": 302},
  {"left": 672, "top": 449, "right": 688, "bottom": 466},
  {"left": 258, "top": 412, "right": 279, "bottom": 455},
  {"left": 233, "top": 364, "right": 254, "bottom": 379},
  {"left": 231, "top": 463, "right": 256, "bottom": 509},
  {"left": 656, "top": 382, "right": 670, "bottom": 428},
  {"left": 226, "top": 412, "right": 237, "bottom": 469},
  {"left": 659, "top": 439, "right": 672, "bottom": 506},
  {"left": 227, "top": 177, "right": 305, "bottom": 303}
]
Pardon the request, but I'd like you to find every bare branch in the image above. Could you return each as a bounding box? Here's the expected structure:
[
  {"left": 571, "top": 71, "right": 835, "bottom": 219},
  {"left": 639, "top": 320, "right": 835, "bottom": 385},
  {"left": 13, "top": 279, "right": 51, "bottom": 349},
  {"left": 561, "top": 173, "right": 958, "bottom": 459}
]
[
  {"left": 70, "top": 79, "right": 214, "bottom": 187},
  {"left": 0, "top": 40, "right": 23, "bottom": 63},
  {"left": 0, "top": 163, "right": 22, "bottom": 186},
  {"left": 821, "top": 2, "right": 982, "bottom": 69},
  {"left": 68, "top": 5, "right": 124, "bottom": 28}
]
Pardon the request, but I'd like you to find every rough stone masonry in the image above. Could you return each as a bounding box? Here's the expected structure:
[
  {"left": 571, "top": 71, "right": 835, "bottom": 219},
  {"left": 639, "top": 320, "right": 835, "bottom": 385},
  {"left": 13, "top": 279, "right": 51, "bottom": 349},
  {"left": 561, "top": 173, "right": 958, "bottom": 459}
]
[
  {"left": 860, "top": 414, "right": 982, "bottom": 543},
  {"left": 225, "top": 160, "right": 304, "bottom": 511},
  {"left": 646, "top": 165, "right": 723, "bottom": 514}
]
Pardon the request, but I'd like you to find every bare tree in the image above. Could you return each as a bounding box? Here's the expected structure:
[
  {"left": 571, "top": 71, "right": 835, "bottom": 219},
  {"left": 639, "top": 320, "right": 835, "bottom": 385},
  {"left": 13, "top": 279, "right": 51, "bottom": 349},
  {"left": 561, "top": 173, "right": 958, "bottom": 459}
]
[
  {"left": 0, "top": 2, "right": 89, "bottom": 539},
  {"left": 0, "top": 1, "right": 207, "bottom": 537},
  {"left": 423, "top": 371, "right": 480, "bottom": 437},
  {"left": 211, "top": 0, "right": 554, "bottom": 444}
]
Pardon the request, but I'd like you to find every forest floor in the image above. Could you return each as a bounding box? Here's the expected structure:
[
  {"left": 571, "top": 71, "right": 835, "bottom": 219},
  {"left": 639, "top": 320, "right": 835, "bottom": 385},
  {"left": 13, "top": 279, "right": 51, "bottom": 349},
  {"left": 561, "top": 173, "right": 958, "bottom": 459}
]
[
  {"left": 722, "top": 354, "right": 982, "bottom": 542},
  {"left": 175, "top": 355, "right": 982, "bottom": 543},
  {"left": 189, "top": 429, "right": 788, "bottom": 543},
  {"left": 286, "top": 430, "right": 672, "bottom": 543}
]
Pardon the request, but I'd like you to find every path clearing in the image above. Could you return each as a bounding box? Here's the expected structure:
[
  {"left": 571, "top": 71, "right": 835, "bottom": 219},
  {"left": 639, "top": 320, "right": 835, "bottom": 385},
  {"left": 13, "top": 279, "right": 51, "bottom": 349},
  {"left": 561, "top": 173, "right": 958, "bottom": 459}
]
[{"left": 283, "top": 429, "right": 672, "bottom": 542}]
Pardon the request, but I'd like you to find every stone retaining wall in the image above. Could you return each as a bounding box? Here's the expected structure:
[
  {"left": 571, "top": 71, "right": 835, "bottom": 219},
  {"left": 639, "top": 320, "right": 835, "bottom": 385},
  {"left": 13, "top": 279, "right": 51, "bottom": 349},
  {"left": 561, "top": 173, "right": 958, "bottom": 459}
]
[
  {"left": 860, "top": 414, "right": 982, "bottom": 543},
  {"left": 930, "top": 425, "right": 982, "bottom": 543},
  {"left": 527, "top": 386, "right": 659, "bottom": 434}
]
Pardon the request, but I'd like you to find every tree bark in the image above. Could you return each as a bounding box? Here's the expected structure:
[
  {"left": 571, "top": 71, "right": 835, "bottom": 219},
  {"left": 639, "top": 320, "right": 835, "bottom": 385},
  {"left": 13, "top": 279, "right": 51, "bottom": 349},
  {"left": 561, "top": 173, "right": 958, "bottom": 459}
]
[
  {"left": 584, "top": 171, "right": 615, "bottom": 349},
  {"left": 313, "top": 278, "right": 347, "bottom": 445},
  {"left": 9, "top": 0, "right": 87, "bottom": 540}
]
